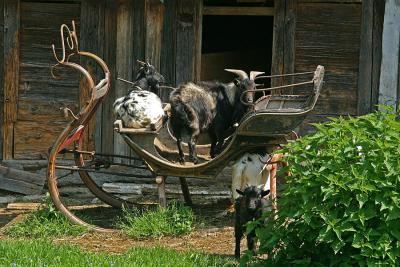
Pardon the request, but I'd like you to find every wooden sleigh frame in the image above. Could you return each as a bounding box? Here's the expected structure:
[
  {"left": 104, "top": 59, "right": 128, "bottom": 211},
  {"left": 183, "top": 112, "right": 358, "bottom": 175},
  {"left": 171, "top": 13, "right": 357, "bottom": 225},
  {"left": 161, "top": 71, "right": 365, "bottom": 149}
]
[{"left": 47, "top": 21, "right": 324, "bottom": 232}]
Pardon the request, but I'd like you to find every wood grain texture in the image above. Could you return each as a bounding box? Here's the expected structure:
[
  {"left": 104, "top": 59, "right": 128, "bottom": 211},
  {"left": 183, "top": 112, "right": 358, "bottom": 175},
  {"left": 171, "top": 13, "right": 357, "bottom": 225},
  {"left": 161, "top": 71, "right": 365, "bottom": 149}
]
[
  {"left": 271, "top": 0, "right": 284, "bottom": 88},
  {"left": 357, "top": 0, "right": 373, "bottom": 115},
  {"left": 175, "top": 0, "right": 202, "bottom": 84},
  {"left": 378, "top": 0, "right": 400, "bottom": 109},
  {"left": 295, "top": 2, "right": 361, "bottom": 116},
  {"left": 100, "top": 0, "right": 118, "bottom": 157},
  {"left": 161, "top": 0, "right": 177, "bottom": 98},
  {"left": 14, "top": 1, "right": 80, "bottom": 159},
  {"left": 371, "top": 0, "right": 385, "bottom": 111},
  {"left": 114, "top": 0, "right": 134, "bottom": 164},
  {"left": 0, "top": 0, "right": 4, "bottom": 160},
  {"left": 3, "top": 0, "right": 20, "bottom": 159},
  {"left": 145, "top": 0, "right": 164, "bottom": 73},
  {"left": 80, "top": 0, "right": 105, "bottom": 154}
]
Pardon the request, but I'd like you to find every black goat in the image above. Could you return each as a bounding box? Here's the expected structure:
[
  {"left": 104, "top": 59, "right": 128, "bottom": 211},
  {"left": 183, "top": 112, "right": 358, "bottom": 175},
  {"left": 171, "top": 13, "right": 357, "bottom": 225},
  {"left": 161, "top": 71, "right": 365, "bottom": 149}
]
[
  {"left": 235, "top": 186, "right": 270, "bottom": 259},
  {"left": 133, "top": 60, "right": 165, "bottom": 93},
  {"left": 169, "top": 69, "right": 263, "bottom": 164}
]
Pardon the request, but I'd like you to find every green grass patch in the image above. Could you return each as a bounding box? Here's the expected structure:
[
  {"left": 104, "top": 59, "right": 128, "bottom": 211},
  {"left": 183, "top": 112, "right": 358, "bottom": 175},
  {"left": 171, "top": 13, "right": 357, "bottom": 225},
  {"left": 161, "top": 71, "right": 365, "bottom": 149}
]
[
  {"left": 117, "top": 202, "right": 195, "bottom": 238},
  {"left": 0, "top": 239, "right": 237, "bottom": 267},
  {"left": 4, "top": 195, "right": 87, "bottom": 238}
]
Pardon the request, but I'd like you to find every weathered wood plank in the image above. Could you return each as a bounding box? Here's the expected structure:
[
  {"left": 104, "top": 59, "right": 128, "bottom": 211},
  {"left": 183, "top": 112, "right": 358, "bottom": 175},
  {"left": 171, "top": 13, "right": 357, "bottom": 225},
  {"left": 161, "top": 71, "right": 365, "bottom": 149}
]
[
  {"left": 3, "top": 0, "right": 20, "bottom": 159},
  {"left": 371, "top": 0, "right": 385, "bottom": 111},
  {"left": 145, "top": 0, "right": 164, "bottom": 80},
  {"left": 160, "top": 0, "right": 176, "bottom": 96},
  {"left": 114, "top": 0, "right": 134, "bottom": 164},
  {"left": 283, "top": 0, "right": 297, "bottom": 93},
  {"left": 15, "top": 1, "right": 80, "bottom": 159},
  {"left": 295, "top": 2, "right": 361, "bottom": 117},
  {"left": 0, "top": 165, "right": 45, "bottom": 195},
  {"left": 0, "top": 0, "right": 5, "bottom": 160},
  {"left": 357, "top": 0, "right": 373, "bottom": 115},
  {"left": 202, "top": 6, "right": 274, "bottom": 16},
  {"left": 271, "top": 0, "right": 284, "bottom": 88},
  {"left": 100, "top": 0, "right": 118, "bottom": 157},
  {"left": 0, "top": 165, "right": 44, "bottom": 186},
  {"left": 378, "top": 0, "right": 400, "bottom": 109},
  {"left": 80, "top": 0, "right": 105, "bottom": 153},
  {"left": 175, "top": 0, "right": 202, "bottom": 84}
]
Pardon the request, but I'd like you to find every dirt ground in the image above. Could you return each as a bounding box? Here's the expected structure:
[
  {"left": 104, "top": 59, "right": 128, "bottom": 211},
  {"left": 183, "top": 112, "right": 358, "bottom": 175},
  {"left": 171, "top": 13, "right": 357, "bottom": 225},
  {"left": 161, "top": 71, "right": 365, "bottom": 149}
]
[{"left": 0, "top": 201, "right": 243, "bottom": 257}]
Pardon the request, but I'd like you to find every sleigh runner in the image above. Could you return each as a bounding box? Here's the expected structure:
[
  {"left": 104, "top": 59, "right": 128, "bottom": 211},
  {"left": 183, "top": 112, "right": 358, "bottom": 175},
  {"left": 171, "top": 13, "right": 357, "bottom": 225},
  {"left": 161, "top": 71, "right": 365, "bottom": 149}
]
[{"left": 47, "top": 21, "right": 324, "bottom": 231}]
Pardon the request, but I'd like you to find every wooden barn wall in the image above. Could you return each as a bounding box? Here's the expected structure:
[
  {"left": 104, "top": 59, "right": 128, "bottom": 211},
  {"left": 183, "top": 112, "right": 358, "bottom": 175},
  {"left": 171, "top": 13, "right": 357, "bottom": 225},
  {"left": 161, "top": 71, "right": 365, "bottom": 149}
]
[
  {"left": 287, "top": 0, "right": 355, "bottom": 134},
  {"left": 0, "top": 0, "right": 5, "bottom": 160},
  {"left": 14, "top": 1, "right": 80, "bottom": 159}
]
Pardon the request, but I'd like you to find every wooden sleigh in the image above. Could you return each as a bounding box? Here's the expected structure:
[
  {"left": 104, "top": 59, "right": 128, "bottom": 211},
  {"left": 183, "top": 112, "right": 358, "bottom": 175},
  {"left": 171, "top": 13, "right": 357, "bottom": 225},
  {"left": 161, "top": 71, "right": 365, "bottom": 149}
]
[{"left": 47, "top": 21, "right": 324, "bottom": 232}]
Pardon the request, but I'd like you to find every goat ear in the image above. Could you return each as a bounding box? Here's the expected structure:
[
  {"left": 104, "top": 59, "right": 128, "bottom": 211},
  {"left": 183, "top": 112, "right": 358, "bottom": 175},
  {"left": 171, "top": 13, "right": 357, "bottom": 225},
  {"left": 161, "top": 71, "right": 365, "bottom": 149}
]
[
  {"left": 261, "top": 189, "right": 270, "bottom": 198},
  {"left": 236, "top": 189, "right": 244, "bottom": 196}
]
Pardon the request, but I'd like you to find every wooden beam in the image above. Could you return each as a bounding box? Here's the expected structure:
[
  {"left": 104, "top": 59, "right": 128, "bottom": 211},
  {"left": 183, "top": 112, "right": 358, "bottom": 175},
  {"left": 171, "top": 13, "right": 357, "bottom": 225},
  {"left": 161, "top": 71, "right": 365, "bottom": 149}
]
[
  {"left": 371, "top": 0, "right": 385, "bottom": 111},
  {"left": 357, "top": 0, "right": 373, "bottom": 115},
  {"left": 3, "top": 0, "right": 19, "bottom": 160},
  {"left": 0, "top": 165, "right": 45, "bottom": 195},
  {"left": 378, "top": 0, "right": 400, "bottom": 109},
  {"left": 203, "top": 6, "right": 274, "bottom": 16}
]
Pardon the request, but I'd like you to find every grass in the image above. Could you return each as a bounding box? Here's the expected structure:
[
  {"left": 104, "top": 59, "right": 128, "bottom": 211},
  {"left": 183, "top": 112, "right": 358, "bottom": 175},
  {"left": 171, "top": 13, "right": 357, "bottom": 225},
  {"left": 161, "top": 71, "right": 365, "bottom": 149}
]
[
  {"left": 0, "top": 239, "right": 237, "bottom": 267},
  {"left": 117, "top": 202, "right": 195, "bottom": 238},
  {"left": 4, "top": 195, "right": 87, "bottom": 238}
]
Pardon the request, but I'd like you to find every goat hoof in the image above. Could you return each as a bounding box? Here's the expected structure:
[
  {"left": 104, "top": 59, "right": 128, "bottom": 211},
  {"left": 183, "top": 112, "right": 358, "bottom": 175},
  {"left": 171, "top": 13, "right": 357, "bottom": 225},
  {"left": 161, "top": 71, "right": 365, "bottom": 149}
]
[
  {"left": 178, "top": 158, "right": 185, "bottom": 165},
  {"left": 190, "top": 157, "right": 199, "bottom": 164}
]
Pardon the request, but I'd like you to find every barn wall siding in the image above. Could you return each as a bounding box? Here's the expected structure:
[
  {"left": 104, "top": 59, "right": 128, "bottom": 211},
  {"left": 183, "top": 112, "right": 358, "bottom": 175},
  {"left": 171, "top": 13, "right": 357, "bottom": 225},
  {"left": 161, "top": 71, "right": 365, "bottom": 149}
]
[
  {"left": 14, "top": 1, "right": 80, "bottom": 159},
  {"left": 294, "top": 1, "right": 363, "bottom": 134}
]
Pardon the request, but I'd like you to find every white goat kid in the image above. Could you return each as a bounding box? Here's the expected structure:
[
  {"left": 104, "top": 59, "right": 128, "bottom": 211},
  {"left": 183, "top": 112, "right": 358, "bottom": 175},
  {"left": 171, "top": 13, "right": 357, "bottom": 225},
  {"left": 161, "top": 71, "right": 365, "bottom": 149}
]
[{"left": 231, "top": 153, "right": 271, "bottom": 200}]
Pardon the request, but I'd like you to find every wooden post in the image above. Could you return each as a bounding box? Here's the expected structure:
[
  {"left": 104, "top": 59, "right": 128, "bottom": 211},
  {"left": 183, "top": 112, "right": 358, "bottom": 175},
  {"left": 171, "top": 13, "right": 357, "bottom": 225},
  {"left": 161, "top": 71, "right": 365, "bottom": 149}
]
[
  {"left": 3, "top": 0, "right": 20, "bottom": 160},
  {"left": 179, "top": 177, "right": 192, "bottom": 206},
  {"left": 156, "top": 175, "right": 166, "bottom": 208},
  {"left": 378, "top": 0, "right": 400, "bottom": 110},
  {"left": 269, "top": 160, "right": 277, "bottom": 211},
  {"left": 357, "top": 0, "right": 373, "bottom": 115}
]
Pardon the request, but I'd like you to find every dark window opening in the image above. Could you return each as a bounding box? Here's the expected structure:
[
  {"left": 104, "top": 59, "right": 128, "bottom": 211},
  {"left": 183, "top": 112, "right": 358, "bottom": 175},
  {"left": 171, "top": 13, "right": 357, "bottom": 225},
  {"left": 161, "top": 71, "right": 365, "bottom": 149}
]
[{"left": 201, "top": 13, "right": 274, "bottom": 84}]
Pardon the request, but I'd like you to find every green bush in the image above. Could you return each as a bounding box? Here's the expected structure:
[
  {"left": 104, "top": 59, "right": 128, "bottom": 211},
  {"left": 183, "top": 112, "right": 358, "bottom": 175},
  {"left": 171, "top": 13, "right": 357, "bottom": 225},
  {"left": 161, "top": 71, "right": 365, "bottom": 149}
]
[
  {"left": 118, "top": 202, "right": 195, "bottom": 238},
  {"left": 249, "top": 110, "right": 400, "bottom": 266},
  {"left": 4, "top": 194, "right": 87, "bottom": 238}
]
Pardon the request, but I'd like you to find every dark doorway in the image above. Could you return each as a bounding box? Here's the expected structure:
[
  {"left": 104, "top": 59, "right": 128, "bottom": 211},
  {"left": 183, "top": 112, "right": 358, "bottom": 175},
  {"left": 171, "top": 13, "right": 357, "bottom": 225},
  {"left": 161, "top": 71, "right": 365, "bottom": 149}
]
[{"left": 201, "top": 3, "right": 274, "bottom": 82}]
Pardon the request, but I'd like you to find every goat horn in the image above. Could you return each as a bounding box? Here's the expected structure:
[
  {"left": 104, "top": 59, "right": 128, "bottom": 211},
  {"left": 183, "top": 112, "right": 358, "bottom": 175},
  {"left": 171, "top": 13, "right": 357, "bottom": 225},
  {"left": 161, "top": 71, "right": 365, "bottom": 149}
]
[
  {"left": 250, "top": 71, "right": 265, "bottom": 81},
  {"left": 224, "top": 69, "right": 248, "bottom": 80},
  {"left": 137, "top": 60, "right": 146, "bottom": 66}
]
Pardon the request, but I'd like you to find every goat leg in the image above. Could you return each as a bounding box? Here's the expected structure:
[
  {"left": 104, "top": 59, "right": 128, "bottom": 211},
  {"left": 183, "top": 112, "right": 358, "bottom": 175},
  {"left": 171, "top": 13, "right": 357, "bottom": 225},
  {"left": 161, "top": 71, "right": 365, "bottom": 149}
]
[
  {"left": 176, "top": 138, "right": 185, "bottom": 164},
  {"left": 188, "top": 135, "right": 199, "bottom": 164},
  {"left": 234, "top": 200, "right": 242, "bottom": 259},
  {"left": 247, "top": 230, "right": 256, "bottom": 254}
]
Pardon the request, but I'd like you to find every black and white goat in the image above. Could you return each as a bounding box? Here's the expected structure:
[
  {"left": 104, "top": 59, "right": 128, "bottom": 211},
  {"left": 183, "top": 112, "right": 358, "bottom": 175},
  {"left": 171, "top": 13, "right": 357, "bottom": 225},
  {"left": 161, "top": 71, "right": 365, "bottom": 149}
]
[
  {"left": 113, "top": 61, "right": 165, "bottom": 128},
  {"left": 235, "top": 186, "right": 270, "bottom": 259},
  {"left": 231, "top": 152, "right": 271, "bottom": 200},
  {"left": 169, "top": 70, "right": 264, "bottom": 164}
]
